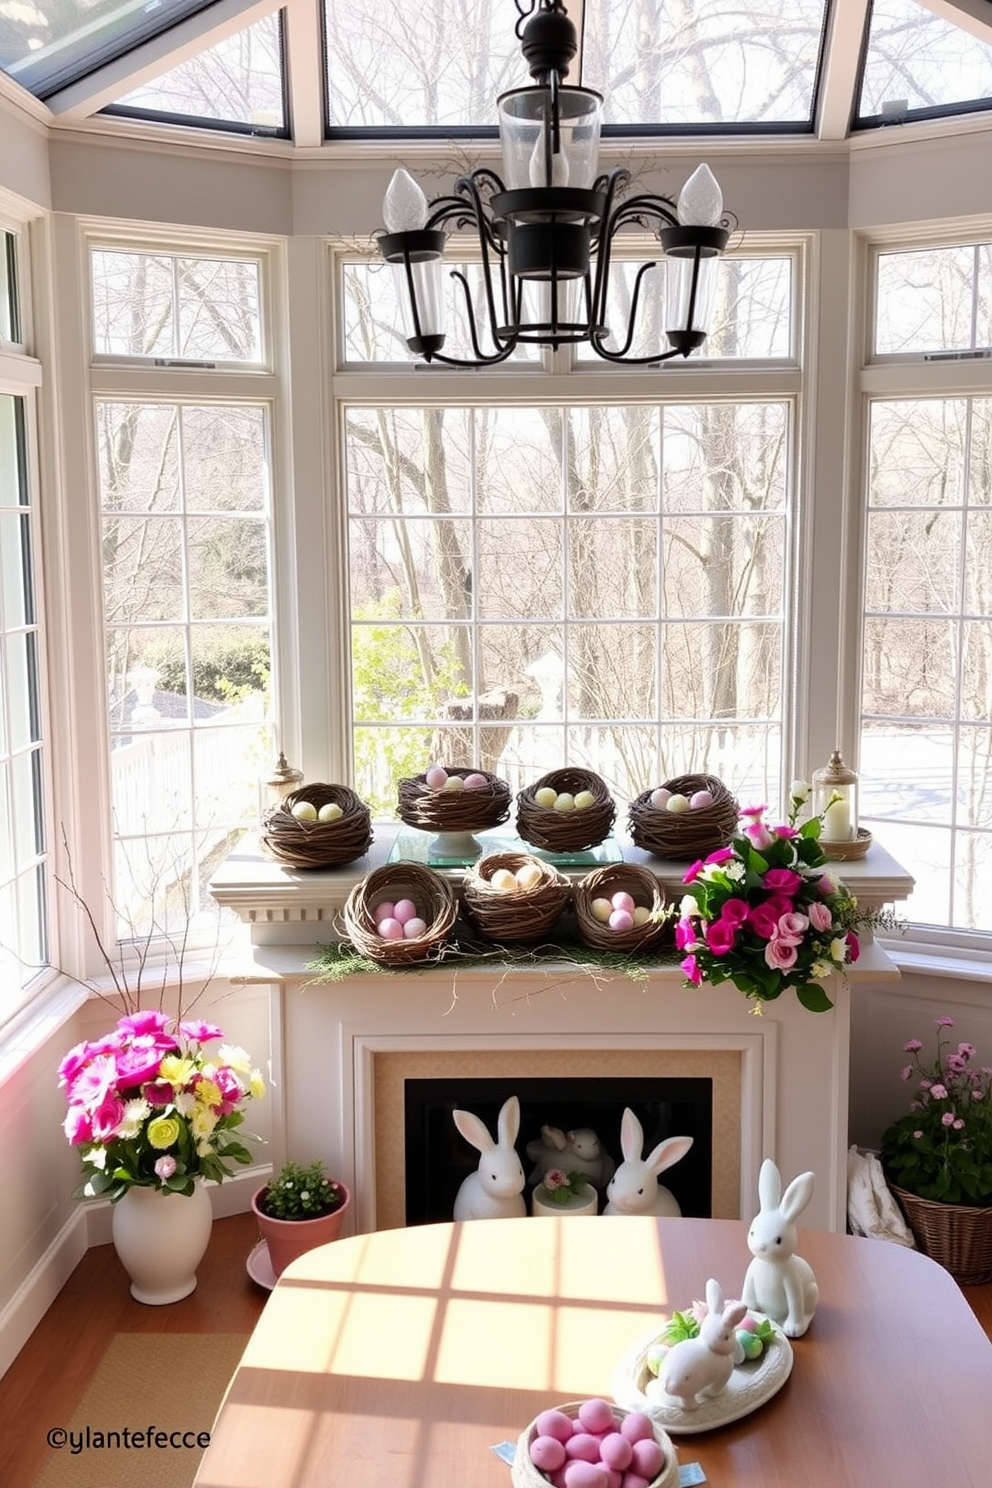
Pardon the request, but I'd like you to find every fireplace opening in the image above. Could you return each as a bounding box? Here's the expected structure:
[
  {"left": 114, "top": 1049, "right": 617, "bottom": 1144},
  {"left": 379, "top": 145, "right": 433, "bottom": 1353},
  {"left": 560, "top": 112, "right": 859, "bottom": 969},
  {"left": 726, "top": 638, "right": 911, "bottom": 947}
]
[{"left": 403, "top": 1076, "right": 713, "bottom": 1225}]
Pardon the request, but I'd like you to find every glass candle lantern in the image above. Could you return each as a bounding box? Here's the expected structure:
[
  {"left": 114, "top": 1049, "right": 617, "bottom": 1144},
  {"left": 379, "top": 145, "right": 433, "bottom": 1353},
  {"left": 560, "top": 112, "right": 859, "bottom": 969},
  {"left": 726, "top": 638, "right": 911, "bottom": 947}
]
[
  {"left": 259, "top": 751, "right": 303, "bottom": 817},
  {"left": 812, "top": 750, "right": 858, "bottom": 842}
]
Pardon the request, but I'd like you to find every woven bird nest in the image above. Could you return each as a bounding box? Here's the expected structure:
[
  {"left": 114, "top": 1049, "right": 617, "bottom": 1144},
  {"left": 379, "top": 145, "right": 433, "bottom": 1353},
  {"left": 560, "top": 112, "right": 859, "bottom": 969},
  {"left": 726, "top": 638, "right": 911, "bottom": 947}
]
[
  {"left": 342, "top": 862, "right": 458, "bottom": 966},
  {"left": 574, "top": 863, "right": 671, "bottom": 953},
  {"left": 461, "top": 852, "right": 571, "bottom": 944},
  {"left": 397, "top": 767, "right": 511, "bottom": 834},
  {"left": 627, "top": 774, "right": 739, "bottom": 860},
  {"left": 261, "top": 784, "right": 373, "bottom": 870},
  {"left": 516, "top": 769, "right": 616, "bottom": 853}
]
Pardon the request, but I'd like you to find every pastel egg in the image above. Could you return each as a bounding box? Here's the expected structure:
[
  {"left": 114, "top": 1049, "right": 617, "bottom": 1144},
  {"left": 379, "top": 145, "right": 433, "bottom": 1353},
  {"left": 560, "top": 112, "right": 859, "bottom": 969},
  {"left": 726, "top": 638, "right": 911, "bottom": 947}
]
[
  {"left": 554, "top": 792, "right": 576, "bottom": 812},
  {"left": 443, "top": 774, "right": 465, "bottom": 792},
  {"left": 620, "top": 1473, "right": 651, "bottom": 1488},
  {"left": 737, "top": 1313, "right": 759, "bottom": 1332},
  {"left": 738, "top": 1329, "right": 764, "bottom": 1359},
  {"left": 491, "top": 868, "right": 519, "bottom": 892},
  {"left": 600, "top": 1434, "right": 633, "bottom": 1472},
  {"left": 665, "top": 793, "right": 690, "bottom": 813},
  {"left": 573, "top": 789, "right": 596, "bottom": 810},
  {"left": 563, "top": 1464, "right": 609, "bottom": 1488},
  {"left": 318, "top": 801, "right": 343, "bottom": 822},
  {"left": 632, "top": 906, "right": 652, "bottom": 927},
  {"left": 535, "top": 786, "right": 559, "bottom": 809},
  {"left": 564, "top": 1433, "right": 602, "bottom": 1463},
  {"left": 515, "top": 862, "right": 543, "bottom": 891},
  {"left": 577, "top": 1398, "right": 616, "bottom": 1434},
  {"left": 535, "top": 1410, "right": 575, "bottom": 1445},
  {"left": 689, "top": 789, "right": 714, "bottom": 810},
  {"left": 604, "top": 1472, "right": 623, "bottom": 1488},
  {"left": 649, "top": 787, "right": 671, "bottom": 809},
  {"left": 611, "top": 891, "right": 635, "bottom": 915},
  {"left": 425, "top": 765, "right": 448, "bottom": 790},
  {"left": 290, "top": 800, "right": 317, "bottom": 821},
  {"left": 609, "top": 909, "right": 634, "bottom": 933},
  {"left": 619, "top": 1413, "right": 655, "bottom": 1444},
  {"left": 372, "top": 900, "right": 396, "bottom": 925},
  {"left": 402, "top": 917, "right": 427, "bottom": 939},
  {"left": 393, "top": 898, "right": 419, "bottom": 924},
  {"left": 463, "top": 772, "right": 488, "bottom": 790},
  {"left": 377, "top": 917, "right": 404, "bottom": 940},
  {"left": 530, "top": 1436, "right": 567, "bottom": 1473},
  {"left": 630, "top": 1439, "right": 663, "bottom": 1479},
  {"left": 590, "top": 897, "right": 613, "bottom": 924}
]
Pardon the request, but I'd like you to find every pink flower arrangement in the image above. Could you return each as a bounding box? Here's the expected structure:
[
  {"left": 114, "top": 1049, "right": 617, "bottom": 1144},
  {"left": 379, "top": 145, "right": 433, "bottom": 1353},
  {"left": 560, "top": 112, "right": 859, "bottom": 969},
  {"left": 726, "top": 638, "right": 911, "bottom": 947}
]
[
  {"left": 676, "top": 801, "right": 868, "bottom": 1012},
  {"left": 59, "top": 1010, "right": 265, "bottom": 1202}
]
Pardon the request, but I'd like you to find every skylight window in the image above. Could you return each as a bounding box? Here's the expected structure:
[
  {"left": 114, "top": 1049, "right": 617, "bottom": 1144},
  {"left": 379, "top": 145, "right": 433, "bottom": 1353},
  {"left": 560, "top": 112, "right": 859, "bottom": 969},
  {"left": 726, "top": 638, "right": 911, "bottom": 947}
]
[
  {"left": 104, "top": 12, "right": 285, "bottom": 134},
  {"left": 857, "top": 0, "right": 992, "bottom": 125}
]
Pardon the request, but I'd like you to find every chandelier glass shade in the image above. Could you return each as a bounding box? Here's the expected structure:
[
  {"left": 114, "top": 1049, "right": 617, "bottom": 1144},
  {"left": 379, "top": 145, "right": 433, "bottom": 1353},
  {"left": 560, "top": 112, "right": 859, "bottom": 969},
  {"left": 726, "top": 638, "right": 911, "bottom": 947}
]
[{"left": 376, "top": 1, "right": 734, "bottom": 368}]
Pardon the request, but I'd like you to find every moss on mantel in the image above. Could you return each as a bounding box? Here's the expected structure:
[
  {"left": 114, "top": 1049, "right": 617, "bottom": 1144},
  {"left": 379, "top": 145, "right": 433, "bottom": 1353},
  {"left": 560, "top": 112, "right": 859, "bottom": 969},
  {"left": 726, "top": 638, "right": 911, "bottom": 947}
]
[{"left": 306, "top": 933, "right": 683, "bottom": 985}]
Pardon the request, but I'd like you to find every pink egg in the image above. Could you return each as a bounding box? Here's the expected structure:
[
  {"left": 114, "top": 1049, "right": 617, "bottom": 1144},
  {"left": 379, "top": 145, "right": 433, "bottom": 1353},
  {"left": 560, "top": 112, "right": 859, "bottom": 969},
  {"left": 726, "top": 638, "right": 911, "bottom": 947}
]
[
  {"left": 604, "top": 1473, "right": 623, "bottom": 1488},
  {"left": 619, "top": 1474, "right": 651, "bottom": 1488},
  {"left": 649, "top": 787, "right": 671, "bottom": 809},
  {"left": 577, "top": 1399, "right": 616, "bottom": 1435},
  {"left": 535, "top": 1411, "right": 575, "bottom": 1445},
  {"left": 609, "top": 909, "right": 634, "bottom": 933},
  {"left": 564, "top": 1463, "right": 609, "bottom": 1488},
  {"left": 611, "top": 891, "right": 636, "bottom": 915},
  {"left": 599, "top": 1434, "right": 633, "bottom": 1472},
  {"left": 531, "top": 1436, "right": 567, "bottom": 1473},
  {"left": 738, "top": 1312, "right": 759, "bottom": 1332},
  {"left": 689, "top": 789, "right": 714, "bottom": 810},
  {"left": 402, "top": 917, "right": 427, "bottom": 939},
  {"left": 425, "top": 764, "right": 448, "bottom": 790},
  {"left": 393, "top": 898, "right": 419, "bottom": 924},
  {"left": 377, "top": 917, "right": 404, "bottom": 940},
  {"left": 565, "top": 1434, "right": 602, "bottom": 1464},
  {"left": 372, "top": 900, "right": 395, "bottom": 925},
  {"left": 463, "top": 772, "right": 488, "bottom": 790},
  {"left": 630, "top": 1440, "right": 663, "bottom": 1479},
  {"left": 619, "top": 1413, "right": 655, "bottom": 1445},
  {"left": 549, "top": 1472, "right": 570, "bottom": 1488}
]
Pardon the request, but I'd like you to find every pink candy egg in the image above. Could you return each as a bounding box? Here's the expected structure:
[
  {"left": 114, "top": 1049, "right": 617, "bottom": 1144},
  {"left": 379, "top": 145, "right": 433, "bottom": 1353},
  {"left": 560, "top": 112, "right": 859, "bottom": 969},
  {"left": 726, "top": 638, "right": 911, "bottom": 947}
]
[
  {"left": 620, "top": 1474, "right": 651, "bottom": 1488},
  {"left": 377, "top": 917, "right": 404, "bottom": 940},
  {"left": 619, "top": 1413, "right": 655, "bottom": 1445},
  {"left": 463, "top": 772, "right": 488, "bottom": 790},
  {"left": 599, "top": 1434, "right": 633, "bottom": 1472},
  {"left": 609, "top": 909, "right": 635, "bottom": 933},
  {"left": 402, "top": 917, "right": 427, "bottom": 939},
  {"left": 563, "top": 1463, "right": 609, "bottom": 1488},
  {"left": 577, "top": 1399, "right": 616, "bottom": 1434},
  {"left": 535, "top": 1411, "right": 575, "bottom": 1445},
  {"left": 372, "top": 900, "right": 395, "bottom": 925},
  {"left": 611, "top": 891, "right": 636, "bottom": 915},
  {"left": 530, "top": 1436, "right": 567, "bottom": 1473},
  {"left": 630, "top": 1439, "right": 663, "bottom": 1479},
  {"left": 565, "top": 1434, "right": 602, "bottom": 1464},
  {"left": 393, "top": 898, "right": 419, "bottom": 925},
  {"left": 425, "top": 764, "right": 448, "bottom": 790}
]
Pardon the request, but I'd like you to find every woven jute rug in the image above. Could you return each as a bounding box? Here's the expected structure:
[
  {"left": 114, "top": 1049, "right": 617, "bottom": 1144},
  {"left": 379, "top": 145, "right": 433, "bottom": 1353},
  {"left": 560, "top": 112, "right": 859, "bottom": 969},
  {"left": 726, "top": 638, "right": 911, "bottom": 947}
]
[{"left": 32, "top": 1332, "right": 247, "bottom": 1488}]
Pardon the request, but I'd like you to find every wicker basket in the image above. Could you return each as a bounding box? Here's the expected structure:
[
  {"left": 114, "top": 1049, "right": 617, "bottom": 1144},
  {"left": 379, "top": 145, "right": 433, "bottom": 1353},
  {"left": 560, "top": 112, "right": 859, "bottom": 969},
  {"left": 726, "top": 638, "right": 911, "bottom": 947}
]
[
  {"left": 342, "top": 863, "right": 458, "bottom": 967},
  {"left": 574, "top": 863, "right": 671, "bottom": 954},
  {"left": 261, "top": 784, "right": 373, "bottom": 869},
  {"left": 397, "top": 767, "right": 511, "bottom": 834},
  {"left": 511, "top": 1400, "right": 678, "bottom": 1488},
  {"left": 888, "top": 1183, "right": 992, "bottom": 1285},
  {"left": 461, "top": 852, "right": 571, "bottom": 944},
  {"left": 516, "top": 769, "right": 616, "bottom": 854},
  {"left": 627, "top": 775, "right": 739, "bottom": 860}
]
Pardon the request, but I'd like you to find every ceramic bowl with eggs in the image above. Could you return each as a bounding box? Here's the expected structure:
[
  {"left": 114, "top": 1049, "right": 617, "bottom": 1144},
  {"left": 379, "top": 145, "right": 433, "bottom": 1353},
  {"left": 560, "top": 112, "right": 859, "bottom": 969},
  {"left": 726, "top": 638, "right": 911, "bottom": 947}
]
[
  {"left": 510, "top": 1397, "right": 679, "bottom": 1488},
  {"left": 461, "top": 851, "right": 572, "bottom": 944}
]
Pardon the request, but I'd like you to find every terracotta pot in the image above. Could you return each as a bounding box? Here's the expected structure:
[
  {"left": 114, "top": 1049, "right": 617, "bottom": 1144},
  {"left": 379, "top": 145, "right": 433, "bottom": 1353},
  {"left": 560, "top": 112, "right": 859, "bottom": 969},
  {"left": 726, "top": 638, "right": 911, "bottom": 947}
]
[{"left": 251, "top": 1180, "right": 352, "bottom": 1278}]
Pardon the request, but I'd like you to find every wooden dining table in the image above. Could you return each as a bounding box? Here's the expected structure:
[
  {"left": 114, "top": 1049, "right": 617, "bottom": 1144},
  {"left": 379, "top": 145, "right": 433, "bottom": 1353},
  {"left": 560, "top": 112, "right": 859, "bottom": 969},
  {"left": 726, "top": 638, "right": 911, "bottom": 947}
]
[{"left": 194, "top": 1215, "right": 992, "bottom": 1488}]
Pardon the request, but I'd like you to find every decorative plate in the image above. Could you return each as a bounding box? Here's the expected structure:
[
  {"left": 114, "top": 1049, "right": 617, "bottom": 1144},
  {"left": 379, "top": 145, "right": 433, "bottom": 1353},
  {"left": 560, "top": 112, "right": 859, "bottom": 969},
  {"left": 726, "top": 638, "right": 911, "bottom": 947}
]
[
  {"left": 611, "top": 1316, "right": 794, "bottom": 1435},
  {"left": 246, "top": 1237, "right": 277, "bottom": 1291}
]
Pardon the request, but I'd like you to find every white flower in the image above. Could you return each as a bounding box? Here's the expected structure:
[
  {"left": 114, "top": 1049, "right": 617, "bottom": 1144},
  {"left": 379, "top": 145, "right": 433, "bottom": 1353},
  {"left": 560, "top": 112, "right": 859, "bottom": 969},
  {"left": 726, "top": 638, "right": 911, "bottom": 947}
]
[
  {"left": 680, "top": 894, "right": 700, "bottom": 918},
  {"left": 300, "top": 1190, "right": 310, "bottom": 1202},
  {"left": 810, "top": 960, "right": 832, "bottom": 979},
  {"left": 830, "top": 935, "right": 849, "bottom": 964},
  {"left": 218, "top": 1044, "right": 252, "bottom": 1075},
  {"left": 790, "top": 780, "right": 810, "bottom": 803},
  {"left": 118, "top": 1097, "right": 150, "bottom": 1138},
  {"left": 724, "top": 861, "right": 746, "bottom": 881},
  {"left": 84, "top": 1145, "right": 108, "bottom": 1170},
  {"left": 173, "top": 1090, "right": 196, "bottom": 1116}
]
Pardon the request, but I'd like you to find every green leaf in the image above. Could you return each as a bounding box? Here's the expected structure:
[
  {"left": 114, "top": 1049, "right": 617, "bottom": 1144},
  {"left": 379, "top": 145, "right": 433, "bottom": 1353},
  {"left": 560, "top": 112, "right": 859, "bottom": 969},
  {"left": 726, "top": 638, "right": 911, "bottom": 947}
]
[{"left": 796, "top": 984, "right": 834, "bottom": 1013}]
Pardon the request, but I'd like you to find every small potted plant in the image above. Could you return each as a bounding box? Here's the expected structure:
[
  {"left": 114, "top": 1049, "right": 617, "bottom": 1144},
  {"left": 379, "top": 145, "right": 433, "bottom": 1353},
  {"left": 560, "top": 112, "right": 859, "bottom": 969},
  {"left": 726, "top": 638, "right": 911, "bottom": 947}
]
[
  {"left": 531, "top": 1166, "right": 598, "bottom": 1216},
  {"left": 251, "top": 1158, "right": 351, "bottom": 1278}
]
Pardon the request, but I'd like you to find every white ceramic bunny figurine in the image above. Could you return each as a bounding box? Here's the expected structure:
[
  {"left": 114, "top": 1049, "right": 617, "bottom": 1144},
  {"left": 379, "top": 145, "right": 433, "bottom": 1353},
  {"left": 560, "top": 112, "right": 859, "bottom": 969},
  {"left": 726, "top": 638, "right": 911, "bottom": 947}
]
[
  {"left": 657, "top": 1278, "right": 749, "bottom": 1409},
  {"left": 603, "top": 1108, "right": 693, "bottom": 1217},
  {"left": 526, "top": 1125, "right": 615, "bottom": 1187},
  {"left": 741, "top": 1158, "right": 818, "bottom": 1337},
  {"left": 452, "top": 1094, "right": 527, "bottom": 1221}
]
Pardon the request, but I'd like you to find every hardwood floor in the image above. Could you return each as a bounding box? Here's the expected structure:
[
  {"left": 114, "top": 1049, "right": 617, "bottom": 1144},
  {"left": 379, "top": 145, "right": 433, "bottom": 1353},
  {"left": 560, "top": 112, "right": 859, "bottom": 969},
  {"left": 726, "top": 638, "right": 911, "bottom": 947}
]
[{"left": 0, "top": 1214, "right": 990, "bottom": 1487}]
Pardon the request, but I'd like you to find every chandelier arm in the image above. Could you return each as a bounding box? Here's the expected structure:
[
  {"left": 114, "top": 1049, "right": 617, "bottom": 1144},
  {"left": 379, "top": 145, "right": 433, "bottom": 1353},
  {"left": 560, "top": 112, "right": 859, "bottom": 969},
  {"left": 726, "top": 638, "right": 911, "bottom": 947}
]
[
  {"left": 606, "top": 194, "right": 681, "bottom": 234},
  {"left": 589, "top": 259, "right": 657, "bottom": 360},
  {"left": 445, "top": 172, "right": 510, "bottom": 351},
  {"left": 589, "top": 166, "right": 632, "bottom": 330},
  {"left": 588, "top": 338, "right": 686, "bottom": 366},
  {"left": 445, "top": 270, "right": 518, "bottom": 365}
]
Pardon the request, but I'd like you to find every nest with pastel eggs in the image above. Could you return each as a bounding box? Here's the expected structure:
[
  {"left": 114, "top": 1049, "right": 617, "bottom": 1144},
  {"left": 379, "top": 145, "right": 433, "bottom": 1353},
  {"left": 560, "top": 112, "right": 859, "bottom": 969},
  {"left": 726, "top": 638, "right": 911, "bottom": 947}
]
[
  {"left": 515, "top": 768, "right": 616, "bottom": 853},
  {"left": 342, "top": 862, "right": 458, "bottom": 967},
  {"left": 574, "top": 862, "right": 672, "bottom": 954},
  {"left": 460, "top": 852, "right": 572, "bottom": 945},
  {"left": 260, "top": 783, "right": 374, "bottom": 870},
  {"left": 510, "top": 1400, "right": 679, "bottom": 1488},
  {"left": 627, "top": 774, "right": 739, "bottom": 860},
  {"left": 396, "top": 767, "right": 512, "bottom": 834}
]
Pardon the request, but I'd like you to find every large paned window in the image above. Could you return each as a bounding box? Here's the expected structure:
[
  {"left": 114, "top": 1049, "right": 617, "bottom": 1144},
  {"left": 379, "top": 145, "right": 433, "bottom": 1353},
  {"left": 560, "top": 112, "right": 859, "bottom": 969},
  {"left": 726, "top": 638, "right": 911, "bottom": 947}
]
[
  {"left": 90, "top": 245, "right": 275, "bottom": 942},
  {"left": 861, "top": 241, "right": 992, "bottom": 934}
]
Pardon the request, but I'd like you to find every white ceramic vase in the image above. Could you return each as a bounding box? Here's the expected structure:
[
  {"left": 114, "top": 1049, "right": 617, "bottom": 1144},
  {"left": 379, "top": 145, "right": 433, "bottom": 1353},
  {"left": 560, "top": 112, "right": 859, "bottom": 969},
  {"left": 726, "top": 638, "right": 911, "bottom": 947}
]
[{"left": 111, "top": 1182, "right": 214, "bottom": 1304}]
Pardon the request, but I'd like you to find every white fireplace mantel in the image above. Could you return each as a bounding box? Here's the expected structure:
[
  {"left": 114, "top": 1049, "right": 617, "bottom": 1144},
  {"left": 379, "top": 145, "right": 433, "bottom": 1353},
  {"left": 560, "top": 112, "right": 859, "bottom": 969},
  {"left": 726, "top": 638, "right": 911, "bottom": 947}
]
[{"left": 209, "top": 833, "right": 914, "bottom": 1237}]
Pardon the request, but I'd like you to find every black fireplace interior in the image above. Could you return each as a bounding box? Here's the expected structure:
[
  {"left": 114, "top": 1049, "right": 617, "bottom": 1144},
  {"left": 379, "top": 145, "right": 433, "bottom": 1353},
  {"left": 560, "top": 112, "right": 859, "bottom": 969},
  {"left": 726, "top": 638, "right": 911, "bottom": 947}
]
[{"left": 403, "top": 1076, "right": 713, "bottom": 1225}]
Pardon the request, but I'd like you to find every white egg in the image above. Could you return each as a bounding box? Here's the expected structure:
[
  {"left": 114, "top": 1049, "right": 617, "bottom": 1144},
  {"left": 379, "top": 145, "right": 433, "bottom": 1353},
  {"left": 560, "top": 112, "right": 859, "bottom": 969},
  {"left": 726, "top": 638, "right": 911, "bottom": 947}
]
[
  {"left": 318, "top": 801, "right": 343, "bottom": 822},
  {"left": 573, "top": 789, "right": 595, "bottom": 810},
  {"left": 534, "top": 786, "right": 558, "bottom": 809},
  {"left": 443, "top": 774, "right": 465, "bottom": 792},
  {"left": 515, "top": 863, "right": 543, "bottom": 891},
  {"left": 554, "top": 792, "right": 575, "bottom": 812},
  {"left": 491, "top": 868, "right": 519, "bottom": 892},
  {"left": 402, "top": 917, "right": 427, "bottom": 939},
  {"left": 291, "top": 800, "right": 317, "bottom": 821}
]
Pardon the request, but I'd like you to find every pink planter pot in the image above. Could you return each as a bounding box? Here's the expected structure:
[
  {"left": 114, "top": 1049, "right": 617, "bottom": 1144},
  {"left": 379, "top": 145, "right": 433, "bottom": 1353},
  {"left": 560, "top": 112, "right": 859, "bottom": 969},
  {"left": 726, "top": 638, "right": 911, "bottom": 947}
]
[{"left": 251, "top": 1180, "right": 352, "bottom": 1278}]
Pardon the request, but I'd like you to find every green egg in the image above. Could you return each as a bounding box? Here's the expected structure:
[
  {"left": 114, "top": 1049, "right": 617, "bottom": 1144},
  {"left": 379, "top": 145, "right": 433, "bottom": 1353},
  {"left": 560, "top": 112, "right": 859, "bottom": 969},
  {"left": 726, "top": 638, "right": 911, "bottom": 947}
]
[{"left": 737, "top": 1329, "right": 764, "bottom": 1360}]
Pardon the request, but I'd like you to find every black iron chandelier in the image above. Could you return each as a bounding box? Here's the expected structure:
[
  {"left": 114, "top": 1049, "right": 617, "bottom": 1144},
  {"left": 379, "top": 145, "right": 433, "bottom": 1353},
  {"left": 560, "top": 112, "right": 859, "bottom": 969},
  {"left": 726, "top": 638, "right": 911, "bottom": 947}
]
[{"left": 376, "top": 0, "right": 734, "bottom": 368}]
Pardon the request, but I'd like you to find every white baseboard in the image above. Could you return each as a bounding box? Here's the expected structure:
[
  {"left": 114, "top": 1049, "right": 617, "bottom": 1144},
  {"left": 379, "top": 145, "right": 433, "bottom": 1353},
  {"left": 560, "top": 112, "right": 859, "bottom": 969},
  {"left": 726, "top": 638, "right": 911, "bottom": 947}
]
[{"left": 0, "top": 1164, "right": 271, "bottom": 1380}]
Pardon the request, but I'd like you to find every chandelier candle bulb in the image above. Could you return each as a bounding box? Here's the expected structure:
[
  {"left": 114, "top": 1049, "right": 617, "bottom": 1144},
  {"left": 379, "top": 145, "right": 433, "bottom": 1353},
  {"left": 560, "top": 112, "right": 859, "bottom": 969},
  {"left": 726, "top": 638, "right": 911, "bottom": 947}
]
[
  {"left": 382, "top": 168, "right": 429, "bottom": 232},
  {"left": 677, "top": 163, "right": 724, "bottom": 226}
]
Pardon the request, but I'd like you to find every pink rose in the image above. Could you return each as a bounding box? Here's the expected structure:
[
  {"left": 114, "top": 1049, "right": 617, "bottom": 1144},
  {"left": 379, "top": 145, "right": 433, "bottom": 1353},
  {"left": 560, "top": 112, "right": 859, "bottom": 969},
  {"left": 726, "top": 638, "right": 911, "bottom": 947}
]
[
  {"left": 117, "top": 1009, "right": 172, "bottom": 1037},
  {"left": 90, "top": 1095, "right": 126, "bottom": 1141},
  {"left": 777, "top": 911, "right": 809, "bottom": 943},
  {"left": 721, "top": 898, "right": 749, "bottom": 926},
  {"left": 747, "top": 902, "right": 780, "bottom": 939},
  {"left": 213, "top": 1066, "right": 244, "bottom": 1113},
  {"left": 846, "top": 930, "right": 860, "bottom": 963},
  {"left": 142, "top": 1080, "right": 176, "bottom": 1106},
  {"left": 808, "top": 901, "right": 832, "bottom": 932},
  {"left": 114, "top": 1039, "right": 168, "bottom": 1090},
  {"left": 764, "top": 938, "right": 798, "bottom": 971},
  {"left": 764, "top": 868, "right": 802, "bottom": 895},
  {"left": 545, "top": 1168, "right": 567, "bottom": 1191},
  {"left": 675, "top": 918, "right": 700, "bottom": 951},
  {"left": 57, "top": 1041, "right": 91, "bottom": 1089},
  {"left": 764, "top": 894, "right": 793, "bottom": 920},
  {"left": 178, "top": 1019, "right": 224, "bottom": 1044},
  {"left": 683, "top": 860, "right": 704, "bottom": 884},
  {"left": 63, "top": 1103, "right": 94, "bottom": 1145},
  {"left": 816, "top": 873, "right": 837, "bottom": 897},
  {"left": 745, "top": 823, "right": 774, "bottom": 850},
  {"left": 704, "top": 918, "right": 737, "bottom": 955},
  {"left": 681, "top": 954, "right": 703, "bottom": 986},
  {"left": 740, "top": 804, "right": 769, "bottom": 819}
]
